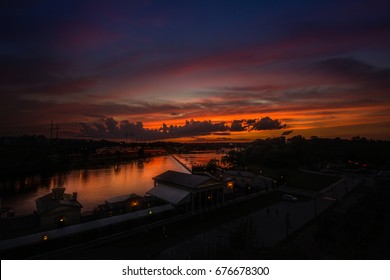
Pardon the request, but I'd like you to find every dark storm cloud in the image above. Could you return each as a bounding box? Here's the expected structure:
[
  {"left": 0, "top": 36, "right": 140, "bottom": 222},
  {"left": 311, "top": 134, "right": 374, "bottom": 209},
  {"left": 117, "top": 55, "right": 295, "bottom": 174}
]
[
  {"left": 249, "top": 117, "right": 286, "bottom": 131},
  {"left": 230, "top": 120, "right": 246, "bottom": 132},
  {"left": 212, "top": 132, "right": 231, "bottom": 136},
  {"left": 79, "top": 118, "right": 229, "bottom": 140},
  {"left": 281, "top": 130, "right": 294, "bottom": 136},
  {"left": 0, "top": 55, "right": 67, "bottom": 86},
  {"left": 78, "top": 115, "right": 287, "bottom": 140},
  {"left": 0, "top": 54, "right": 101, "bottom": 98},
  {"left": 80, "top": 118, "right": 160, "bottom": 140},
  {"left": 165, "top": 120, "right": 229, "bottom": 138},
  {"left": 315, "top": 57, "right": 390, "bottom": 89},
  {"left": 202, "top": 75, "right": 389, "bottom": 117}
]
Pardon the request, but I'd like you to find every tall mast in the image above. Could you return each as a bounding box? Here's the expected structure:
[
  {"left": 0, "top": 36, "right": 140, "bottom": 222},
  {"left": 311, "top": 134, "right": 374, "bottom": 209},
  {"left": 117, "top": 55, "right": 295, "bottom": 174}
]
[{"left": 50, "top": 120, "right": 53, "bottom": 143}]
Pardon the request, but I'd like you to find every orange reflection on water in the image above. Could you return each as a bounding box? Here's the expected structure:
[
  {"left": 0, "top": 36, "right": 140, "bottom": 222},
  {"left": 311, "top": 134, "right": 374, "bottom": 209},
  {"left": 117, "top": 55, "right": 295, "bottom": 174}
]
[
  {"left": 2, "top": 156, "right": 190, "bottom": 215},
  {"left": 61, "top": 156, "right": 189, "bottom": 213}
]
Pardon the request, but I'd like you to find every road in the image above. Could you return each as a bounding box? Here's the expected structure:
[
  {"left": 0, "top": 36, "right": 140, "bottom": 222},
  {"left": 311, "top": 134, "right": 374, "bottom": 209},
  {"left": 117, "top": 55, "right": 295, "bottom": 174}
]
[{"left": 156, "top": 174, "right": 365, "bottom": 259}]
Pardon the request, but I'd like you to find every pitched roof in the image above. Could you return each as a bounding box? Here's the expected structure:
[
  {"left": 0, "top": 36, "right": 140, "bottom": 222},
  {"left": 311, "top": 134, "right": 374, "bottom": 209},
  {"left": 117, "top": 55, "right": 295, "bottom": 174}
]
[
  {"left": 36, "top": 193, "right": 82, "bottom": 214},
  {"left": 153, "top": 170, "right": 215, "bottom": 189},
  {"left": 147, "top": 184, "right": 191, "bottom": 205}
]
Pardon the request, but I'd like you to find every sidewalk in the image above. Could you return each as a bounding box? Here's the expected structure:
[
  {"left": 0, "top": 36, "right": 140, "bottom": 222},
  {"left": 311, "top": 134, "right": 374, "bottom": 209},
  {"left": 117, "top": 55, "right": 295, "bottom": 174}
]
[{"left": 156, "top": 174, "right": 364, "bottom": 259}]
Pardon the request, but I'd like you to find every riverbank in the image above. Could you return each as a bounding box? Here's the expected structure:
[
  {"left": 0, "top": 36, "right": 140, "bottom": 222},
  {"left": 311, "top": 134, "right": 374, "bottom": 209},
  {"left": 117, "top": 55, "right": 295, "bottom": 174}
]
[
  {"left": 0, "top": 151, "right": 163, "bottom": 182},
  {"left": 0, "top": 155, "right": 187, "bottom": 216}
]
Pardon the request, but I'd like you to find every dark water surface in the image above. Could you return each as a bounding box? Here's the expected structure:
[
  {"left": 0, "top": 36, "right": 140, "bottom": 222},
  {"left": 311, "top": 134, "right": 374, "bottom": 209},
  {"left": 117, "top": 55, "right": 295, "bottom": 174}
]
[{"left": 1, "top": 156, "right": 189, "bottom": 215}]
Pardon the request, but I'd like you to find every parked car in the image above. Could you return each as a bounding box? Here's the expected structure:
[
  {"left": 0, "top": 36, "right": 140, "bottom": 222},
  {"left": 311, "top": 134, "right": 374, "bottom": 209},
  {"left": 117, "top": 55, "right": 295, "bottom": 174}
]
[{"left": 282, "top": 194, "right": 298, "bottom": 201}]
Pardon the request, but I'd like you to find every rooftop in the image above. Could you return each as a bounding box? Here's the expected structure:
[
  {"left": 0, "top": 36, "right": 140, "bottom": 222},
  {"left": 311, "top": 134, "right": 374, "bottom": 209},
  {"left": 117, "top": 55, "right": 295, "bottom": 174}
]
[
  {"left": 153, "top": 170, "right": 218, "bottom": 189},
  {"left": 147, "top": 184, "right": 191, "bottom": 205}
]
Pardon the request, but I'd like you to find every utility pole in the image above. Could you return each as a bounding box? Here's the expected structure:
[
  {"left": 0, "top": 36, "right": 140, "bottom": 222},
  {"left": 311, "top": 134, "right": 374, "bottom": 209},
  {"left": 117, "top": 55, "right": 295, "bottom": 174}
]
[
  {"left": 285, "top": 212, "right": 290, "bottom": 238},
  {"left": 50, "top": 120, "right": 53, "bottom": 143}
]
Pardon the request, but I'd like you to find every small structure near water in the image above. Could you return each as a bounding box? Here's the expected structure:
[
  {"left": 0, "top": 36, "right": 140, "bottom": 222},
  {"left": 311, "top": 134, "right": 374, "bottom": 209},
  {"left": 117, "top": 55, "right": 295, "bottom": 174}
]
[
  {"left": 95, "top": 193, "right": 143, "bottom": 217},
  {"left": 35, "top": 187, "right": 82, "bottom": 230},
  {"left": 0, "top": 198, "right": 14, "bottom": 218},
  {"left": 222, "top": 170, "right": 273, "bottom": 192}
]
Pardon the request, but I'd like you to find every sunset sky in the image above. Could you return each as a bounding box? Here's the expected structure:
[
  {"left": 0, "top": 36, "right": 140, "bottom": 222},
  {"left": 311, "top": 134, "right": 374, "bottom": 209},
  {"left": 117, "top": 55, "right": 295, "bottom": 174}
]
[{"left": 1, "top": 0, "right": 390, "bottom": 141}]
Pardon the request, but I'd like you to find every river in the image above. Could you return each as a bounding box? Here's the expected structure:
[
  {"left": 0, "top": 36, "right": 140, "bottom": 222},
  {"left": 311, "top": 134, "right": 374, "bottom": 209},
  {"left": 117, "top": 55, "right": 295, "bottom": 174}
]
[{"left": 0, "top": 153, "right": 222, "bottom": 216}]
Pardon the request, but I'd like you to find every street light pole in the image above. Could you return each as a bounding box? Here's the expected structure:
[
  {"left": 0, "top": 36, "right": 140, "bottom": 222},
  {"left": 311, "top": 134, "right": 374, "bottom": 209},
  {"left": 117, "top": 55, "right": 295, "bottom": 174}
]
[{"left": 285, "top": 213, "right": 290, "bottom": 238}]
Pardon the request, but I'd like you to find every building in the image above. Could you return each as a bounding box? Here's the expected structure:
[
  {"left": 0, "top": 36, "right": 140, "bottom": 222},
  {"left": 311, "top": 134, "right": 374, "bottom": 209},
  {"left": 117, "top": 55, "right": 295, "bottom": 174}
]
[
  {"left": 222, "top": 170, "right": 273, "bottom": 193},
  {"left": 35, "top": 187, "right": 82, "bottom": 230},
  {"left": 0, "top": 207, "right": 13, "bottom": 219},
  {"left": 147, "top": 170, "right": 224, "bottom": 213},
  {"left": 95, "top": 193, "right": 142, "bottom": 217}
]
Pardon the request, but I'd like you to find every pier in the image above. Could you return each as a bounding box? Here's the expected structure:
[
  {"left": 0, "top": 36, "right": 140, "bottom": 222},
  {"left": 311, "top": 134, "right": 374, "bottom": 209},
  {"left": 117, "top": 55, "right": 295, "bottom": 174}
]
[{"left": 171, "top": 154, "right": 192, "bottom": 173}]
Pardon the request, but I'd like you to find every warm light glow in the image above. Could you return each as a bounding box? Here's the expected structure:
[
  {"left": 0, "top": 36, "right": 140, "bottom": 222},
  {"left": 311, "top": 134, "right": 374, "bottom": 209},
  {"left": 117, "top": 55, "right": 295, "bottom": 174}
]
[{"left": 43, "top": 235, "right": 48, "bottom": 241}]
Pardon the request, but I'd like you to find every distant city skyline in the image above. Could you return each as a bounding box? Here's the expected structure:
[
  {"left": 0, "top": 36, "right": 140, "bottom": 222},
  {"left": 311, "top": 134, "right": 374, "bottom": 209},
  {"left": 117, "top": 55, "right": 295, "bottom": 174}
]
[{"left": 1, "top": 0, "right": 390, "bottom": 141}]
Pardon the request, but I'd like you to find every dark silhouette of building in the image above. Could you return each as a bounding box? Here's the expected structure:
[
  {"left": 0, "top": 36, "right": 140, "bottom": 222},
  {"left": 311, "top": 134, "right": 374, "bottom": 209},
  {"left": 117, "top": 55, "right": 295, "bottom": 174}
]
[
  {"left": 147, "top": 170, "right": 224, "bottom": 213},
  {"left": 35, "top": 187, "right": 82, "bottom": 230}
]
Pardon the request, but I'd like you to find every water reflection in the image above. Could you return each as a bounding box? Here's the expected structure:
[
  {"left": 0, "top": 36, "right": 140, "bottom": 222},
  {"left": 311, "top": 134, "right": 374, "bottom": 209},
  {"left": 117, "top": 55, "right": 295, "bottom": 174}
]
[
  {"left": 81, "top": 169, "right": 89, "bottom": 183},
  {"left": 113, "top": 164, "right": 121, "bottom": 173},
  {"left": 0, "top": 156, "right": 189, "bottom": 215}
]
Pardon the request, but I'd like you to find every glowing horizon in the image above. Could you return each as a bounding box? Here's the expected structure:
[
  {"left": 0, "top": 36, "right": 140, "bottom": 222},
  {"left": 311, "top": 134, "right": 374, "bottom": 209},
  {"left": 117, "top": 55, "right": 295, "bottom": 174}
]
[{"left": 1, "top": 1, "right": 389, "bottom": 141}]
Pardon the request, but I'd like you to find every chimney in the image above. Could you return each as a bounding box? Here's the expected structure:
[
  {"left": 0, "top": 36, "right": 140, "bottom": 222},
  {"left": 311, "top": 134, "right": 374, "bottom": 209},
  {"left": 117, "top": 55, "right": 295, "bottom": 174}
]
[
  {"left": 72, "top": 192, "right": 78, "bottom": 201},
  {"left": 52, "top": 187, "right": 65, "bottom": 200}
]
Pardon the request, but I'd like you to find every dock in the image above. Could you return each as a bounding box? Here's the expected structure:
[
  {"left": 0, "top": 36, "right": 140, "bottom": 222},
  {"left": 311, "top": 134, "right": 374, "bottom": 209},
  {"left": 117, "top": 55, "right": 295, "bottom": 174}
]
[{"left": 171, "top": 154, "right": 192, "bottom": 173}]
